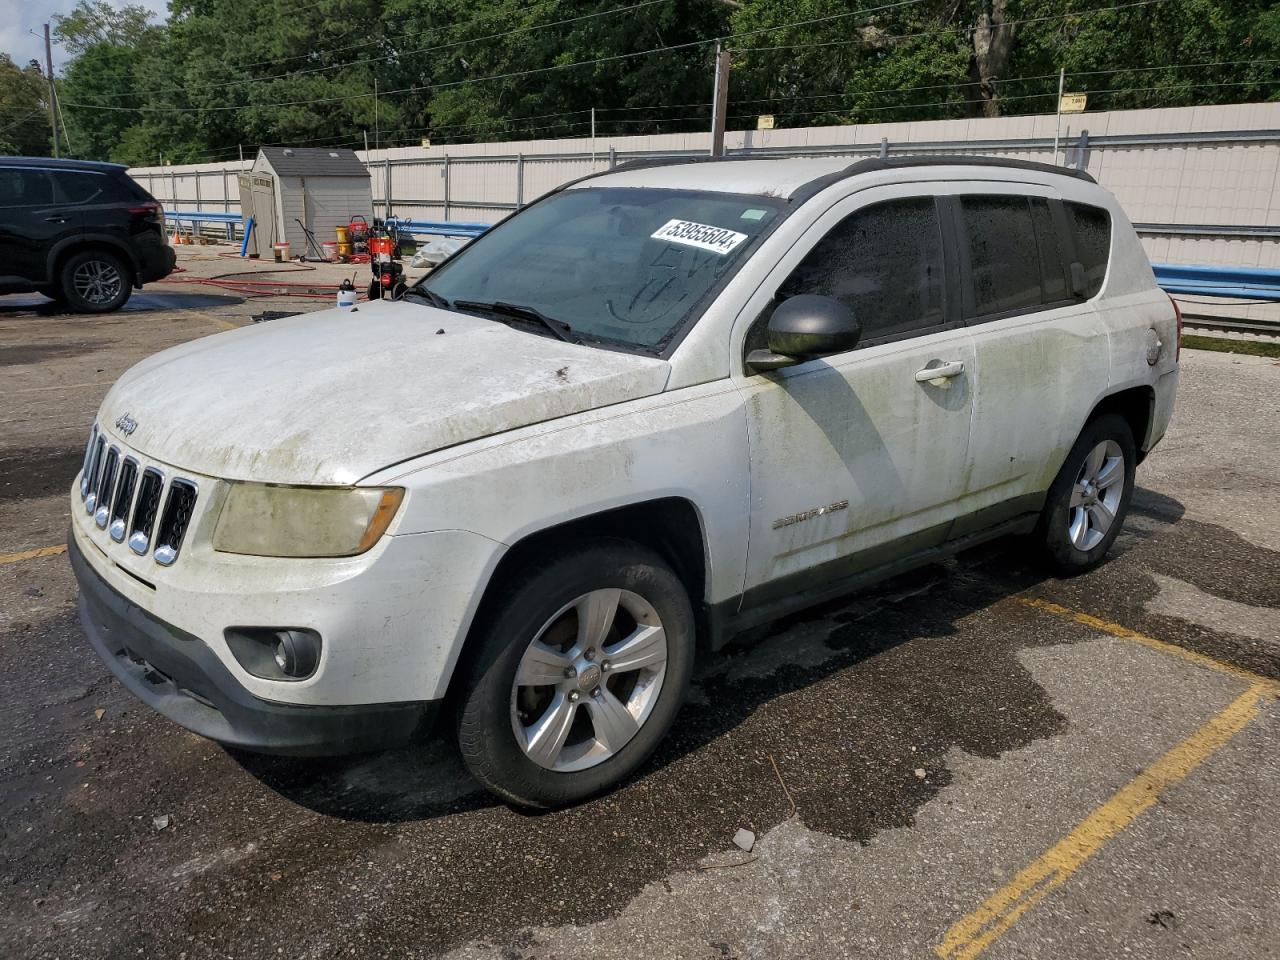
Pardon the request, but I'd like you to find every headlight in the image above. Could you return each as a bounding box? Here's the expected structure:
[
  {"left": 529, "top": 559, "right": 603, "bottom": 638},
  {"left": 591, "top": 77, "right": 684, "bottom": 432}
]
[{"left": 212, "top": 484, "right": 404, "bottom": 558}]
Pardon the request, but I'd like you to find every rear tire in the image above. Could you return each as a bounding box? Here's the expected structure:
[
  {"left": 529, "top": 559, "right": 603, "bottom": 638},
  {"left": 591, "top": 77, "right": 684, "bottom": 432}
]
[
  {"left": 1035, "top": 413, "right": 1136, "bottom": 575},
  {"left": 59, "top": 250, "right": 131, "bottom": 313},
  {"left": 456, "top": 539, "right": 694, "bottom": 808}
]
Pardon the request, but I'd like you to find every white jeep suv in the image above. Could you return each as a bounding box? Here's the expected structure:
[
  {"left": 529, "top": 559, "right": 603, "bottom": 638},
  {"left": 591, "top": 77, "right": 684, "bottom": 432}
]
[{"left": 70, "top": 155, "right": 1179, "bottom": 807}]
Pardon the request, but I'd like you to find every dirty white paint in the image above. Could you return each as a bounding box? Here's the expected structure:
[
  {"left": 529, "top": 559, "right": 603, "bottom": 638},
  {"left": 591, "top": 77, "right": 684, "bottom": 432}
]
[{"left": 77, "top": 160, "right": 1179, "bottom": 712}]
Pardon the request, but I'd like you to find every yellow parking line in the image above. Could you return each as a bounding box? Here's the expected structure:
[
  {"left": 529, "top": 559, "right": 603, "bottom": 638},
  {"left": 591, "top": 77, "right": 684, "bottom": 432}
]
[
  {"left": 1016, "top": 597, "right": 1280, "bottom": 692},
  {"left": 0, "top": 544, "right": 68, "bottom": 566},
  {"left": 936, "top": 682, "right": 1271, "bottom": 960}
]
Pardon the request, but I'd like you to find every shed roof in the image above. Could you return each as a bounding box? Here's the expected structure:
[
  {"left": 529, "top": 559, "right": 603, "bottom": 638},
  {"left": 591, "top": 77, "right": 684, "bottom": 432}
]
[{"left": 258, "top": 146, "right": 368, "bottom": 178}]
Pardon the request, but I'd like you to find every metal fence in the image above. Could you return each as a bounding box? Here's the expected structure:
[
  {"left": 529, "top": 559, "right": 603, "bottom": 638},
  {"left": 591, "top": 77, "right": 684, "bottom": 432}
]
[{"left": 128, "top": 103, "right": 1280, "bottom": 327}]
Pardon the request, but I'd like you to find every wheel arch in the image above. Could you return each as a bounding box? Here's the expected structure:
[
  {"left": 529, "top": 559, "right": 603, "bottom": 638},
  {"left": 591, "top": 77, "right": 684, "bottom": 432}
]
[
  {"left": 47, "top": 235, "right": 142, "bottom": 290},
  {"left": 1087, "top": 384, "right": 1155, "bottom": 462},
  {"left": 443, "top": 497, "right": 711, "bottom": 703}
]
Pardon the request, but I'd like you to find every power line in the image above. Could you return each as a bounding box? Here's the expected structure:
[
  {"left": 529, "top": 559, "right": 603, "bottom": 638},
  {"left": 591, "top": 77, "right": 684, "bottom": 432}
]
[
  {"left": 105, "top": 0, "right": 673, "bottom": 102},
  {"left": 731, "top": 0, "right": 1173, "bottom": 53},
  {"left": 65, "top": 0, "right": 925, "bottom": 115}
]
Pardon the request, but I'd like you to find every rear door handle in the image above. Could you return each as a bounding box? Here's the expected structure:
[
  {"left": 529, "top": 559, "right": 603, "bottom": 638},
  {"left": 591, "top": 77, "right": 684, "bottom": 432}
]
[
  {"left": 44, "top": 216, "right": 66, "bottom": 223},
  {"left": 915, "top": 360, "right": 965, "bottom": 383}
]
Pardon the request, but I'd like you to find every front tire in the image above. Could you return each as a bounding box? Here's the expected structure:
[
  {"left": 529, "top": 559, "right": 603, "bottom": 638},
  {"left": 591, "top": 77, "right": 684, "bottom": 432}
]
[
  {"left": 456, "top": 540, "right": 695, "bottom": 808},
  {"left": 1035, "top": 413, "right": 1136, "bottom": 575},
  {"left": 59, "top": 250, "right": 131, "bottom": 313}
]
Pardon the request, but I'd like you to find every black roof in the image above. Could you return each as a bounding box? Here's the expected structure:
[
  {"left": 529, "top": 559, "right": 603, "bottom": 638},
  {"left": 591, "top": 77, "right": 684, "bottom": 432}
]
[
  {"left": 0, "top": 156, "right": 128, "bottom": 172},
  {"left": 258, "top": 146, "right": 368, "bottom": 178}
]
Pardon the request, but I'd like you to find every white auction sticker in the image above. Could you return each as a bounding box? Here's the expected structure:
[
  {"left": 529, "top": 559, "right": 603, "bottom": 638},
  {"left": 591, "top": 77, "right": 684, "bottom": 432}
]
[{"left": 650, "top": 219, "right": 748, "bottom": 255}]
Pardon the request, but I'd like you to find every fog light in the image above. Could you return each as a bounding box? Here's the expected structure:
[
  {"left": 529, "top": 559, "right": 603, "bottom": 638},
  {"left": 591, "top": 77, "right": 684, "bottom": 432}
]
[
  {"left": 272, "top": 630, "right": 320, "bottom": 678},
  {"left": 224, "top": 627, "right": 321, "bottom": 681}
]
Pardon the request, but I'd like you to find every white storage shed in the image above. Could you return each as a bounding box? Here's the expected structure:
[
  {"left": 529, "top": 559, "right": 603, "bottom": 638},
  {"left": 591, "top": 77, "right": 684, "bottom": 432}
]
[{"left": 236, "top": 147, "right": 373, "bottom": 258}]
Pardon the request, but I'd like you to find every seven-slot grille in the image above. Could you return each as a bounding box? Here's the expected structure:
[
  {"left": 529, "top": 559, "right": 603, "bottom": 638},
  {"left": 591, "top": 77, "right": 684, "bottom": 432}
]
[{"left": 79, "top": 424, "right": 200, "bottom": 565}]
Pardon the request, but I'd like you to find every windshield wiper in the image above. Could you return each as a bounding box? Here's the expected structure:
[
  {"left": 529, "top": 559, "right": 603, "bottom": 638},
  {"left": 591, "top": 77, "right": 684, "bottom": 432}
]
[
  {"left": 401, "top": 284, "right": 452, "bottom": 310},
  {"left": 453, "top": 299, "right": 580, "bottom": 344}
]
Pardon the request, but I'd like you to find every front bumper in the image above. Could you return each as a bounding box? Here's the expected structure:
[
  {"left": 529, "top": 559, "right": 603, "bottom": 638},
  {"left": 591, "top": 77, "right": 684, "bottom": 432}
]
[{"left": 71, "top": 536, "right": 438, "bottom": 756}]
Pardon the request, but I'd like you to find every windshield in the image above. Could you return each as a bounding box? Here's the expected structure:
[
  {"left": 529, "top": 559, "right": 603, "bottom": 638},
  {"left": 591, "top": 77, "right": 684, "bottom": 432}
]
[{"left": 421, "top": 186, "right": 784, "bottom": 352}]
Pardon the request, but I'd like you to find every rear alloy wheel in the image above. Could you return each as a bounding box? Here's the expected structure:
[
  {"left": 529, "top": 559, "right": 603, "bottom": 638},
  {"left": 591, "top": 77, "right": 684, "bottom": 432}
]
[
  {"left": 59, "top": 250, "right": 131, "bottom": 313},
  {"left": 1035, "top": 413, "right": 1136, "bottom": 575},
  {"left": 457, "top": 540, "right": 694, "bottom": 808}
]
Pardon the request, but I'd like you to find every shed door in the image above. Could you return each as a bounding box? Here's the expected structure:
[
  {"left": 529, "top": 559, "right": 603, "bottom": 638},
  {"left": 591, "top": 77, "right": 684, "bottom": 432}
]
[{"left": 249, "top": 174, "right": 276, "bottom": 256}]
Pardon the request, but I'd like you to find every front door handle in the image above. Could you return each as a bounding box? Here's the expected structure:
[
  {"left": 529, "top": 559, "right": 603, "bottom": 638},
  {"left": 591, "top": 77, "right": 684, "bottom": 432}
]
[
  {"left": 915, "top": 360, "right": 965, "bottom": 383},
  {"left": 44, "top": 216, "right": 67, "bottom": 223}
]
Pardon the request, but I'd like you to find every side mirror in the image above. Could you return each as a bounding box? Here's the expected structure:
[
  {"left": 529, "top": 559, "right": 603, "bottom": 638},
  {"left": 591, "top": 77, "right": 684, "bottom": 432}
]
[{"left": 747, "top": 294, "right": 861, "bottom": 372}]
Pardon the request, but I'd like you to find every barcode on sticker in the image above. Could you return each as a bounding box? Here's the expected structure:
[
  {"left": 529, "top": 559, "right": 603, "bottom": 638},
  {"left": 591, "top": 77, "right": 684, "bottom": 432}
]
[{"left": 650, "top": 219, "right": 748, "bottom": 255}]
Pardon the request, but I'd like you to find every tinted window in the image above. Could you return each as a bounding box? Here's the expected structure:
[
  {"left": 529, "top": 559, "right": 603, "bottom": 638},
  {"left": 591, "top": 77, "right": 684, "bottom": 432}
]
[
  {"left": 54, "top": 171, "right": 111, "bottom": 204},
  {"left": 1066, "top": 202, "right": 1111, "bottom": 298},
  {"left": 0, "top": 168, "right": 55, "bottom": 207},
  {"left": 781, "top": 198, "right": 945, "bottom": 342},
  {"left": 424, "top": 186, "right": 783, "bottom": 352},
  {"left": 961, "top": 196, "right": 1042, "bottom": 316},
  {"left": 1031, "top": 198, "right": 1069, "bottom": 302}
]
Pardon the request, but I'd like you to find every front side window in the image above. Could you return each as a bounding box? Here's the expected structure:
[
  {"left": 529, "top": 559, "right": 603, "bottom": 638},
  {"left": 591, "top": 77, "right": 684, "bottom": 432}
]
[
  {"left": 1066, "top": 202, "right": 1111, "bottom": 299},
  {"left": 960, "top": 196, "right": 1043, "bottom": 316},
  {"left": 0, "top": 168, "right": 54, "bottom": 207},
  {"left": 780, "top": 197, "right": 945, "bottom": 343},
  {"left": 422, "top": 186, "right": 784, "bottom": 352}
]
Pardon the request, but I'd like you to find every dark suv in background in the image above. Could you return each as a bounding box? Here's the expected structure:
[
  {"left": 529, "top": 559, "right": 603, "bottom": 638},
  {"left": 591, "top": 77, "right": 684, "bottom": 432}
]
[{"left": 0, "top": 158, "right": 176, "bottom": 313}]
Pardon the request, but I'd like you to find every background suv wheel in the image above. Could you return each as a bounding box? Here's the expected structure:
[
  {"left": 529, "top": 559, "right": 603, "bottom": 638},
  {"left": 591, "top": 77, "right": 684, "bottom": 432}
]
[
  {"left": 59, "top": 250, "right": 132, "bottom": 313},
  {"left": 456, "top": 539, "right": 695, "bottom": 808}
]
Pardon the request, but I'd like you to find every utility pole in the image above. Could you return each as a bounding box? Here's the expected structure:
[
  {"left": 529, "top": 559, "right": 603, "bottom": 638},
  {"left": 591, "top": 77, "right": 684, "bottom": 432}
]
[
  {"left": 238, "top": 144, "right": 244, "bottom": 162},
  {"left": 363, "top": 130, "right": 369, "bottom": 155},
  {"left": 709, "top": 41, "right": 730, "bottom": 158},
  {"left": 1052, "top": 67, "right": 1065, "bottom": 165},
  {"left": 373, "top": 77, "right": 380, "bottom": 154},
  {"left": 590, "top": 107, "right": 596, "bottom": 164},
  {"left": 43, "top": 23, "right": 58, "bottom": 158}
]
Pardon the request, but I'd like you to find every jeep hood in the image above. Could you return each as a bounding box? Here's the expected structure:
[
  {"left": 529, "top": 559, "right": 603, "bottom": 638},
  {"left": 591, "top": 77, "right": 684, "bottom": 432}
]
[{"left": 99, "top": 299, "right": 671, "bottom": 484}]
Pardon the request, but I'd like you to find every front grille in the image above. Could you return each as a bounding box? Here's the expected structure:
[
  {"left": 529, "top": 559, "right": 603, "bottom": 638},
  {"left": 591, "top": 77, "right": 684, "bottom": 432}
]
[
  {"left": 79, "top": 423, "right": 200, "bottom": 566},
  {"left": 154, "top": 480, "right": 198, "bottom": 566},
  {"left": 109, "top": 458, "right": 138, "bottom": 542},
  {"left": 128, "top": 468, "right": 164, "bottom": 556},
  {"left": 94, "top": 448, "right": 119, "bottom": 529},
  {"left": 84, "top": 434, "right": 105, "bottom": 514}
]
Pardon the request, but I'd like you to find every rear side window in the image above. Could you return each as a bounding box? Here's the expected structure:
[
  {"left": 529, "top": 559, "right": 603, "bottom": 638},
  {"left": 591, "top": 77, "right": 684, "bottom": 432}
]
[
  {"left": 54, "top": 171, "right": 112, "bottom": 204},
  {"left": 1066, "top": 202, "right": 1111, "bottom": 298},
  {"left": 781, "top": 197, "right": 945, "bottom": 342},
  {"left": 0, "top": 168, "right": 55, "bottom": 207},
  {"left": 960, "top": 196, "right": 1043, "bottom": 316}
]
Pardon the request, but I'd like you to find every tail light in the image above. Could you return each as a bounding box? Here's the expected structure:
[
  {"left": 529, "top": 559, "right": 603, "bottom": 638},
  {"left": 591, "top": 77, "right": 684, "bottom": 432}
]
[
  {"left": 1168, "top": 294, "right": 1183, "bottom": 361},
  {"left": 128, "top": 201, "right": 164, "bottom": 224}
]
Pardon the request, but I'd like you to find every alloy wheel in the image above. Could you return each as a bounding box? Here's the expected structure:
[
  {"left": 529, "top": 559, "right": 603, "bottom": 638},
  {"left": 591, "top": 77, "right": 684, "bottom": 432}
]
[
  {"left": 510, "top": 588, "right": 668, "bottom": 772},
  {"left": 1068, "top": 439, "right": 1125, "bottom": 550},
  {"left": 72, "top": 259, "right": 124, "bottom": 306}
]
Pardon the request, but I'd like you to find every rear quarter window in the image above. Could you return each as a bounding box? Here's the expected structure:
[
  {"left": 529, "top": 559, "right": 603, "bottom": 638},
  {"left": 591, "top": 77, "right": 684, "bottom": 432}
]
[
  {"left": 1066, "top": 202, "right": 1111, "bottom": 298},
  {"left": 53, "top": 171, "right": 110, "bottom": 204}
]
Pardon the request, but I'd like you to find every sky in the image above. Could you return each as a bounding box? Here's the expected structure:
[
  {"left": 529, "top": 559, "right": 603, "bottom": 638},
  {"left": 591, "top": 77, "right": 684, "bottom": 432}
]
[{"left": 1, "top": 0, "right": 168, "bottom": 70}]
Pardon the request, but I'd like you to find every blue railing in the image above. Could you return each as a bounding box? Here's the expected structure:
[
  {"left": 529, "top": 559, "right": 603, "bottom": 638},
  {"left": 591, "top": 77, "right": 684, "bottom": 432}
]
[
  {"left": 168, "top": 210, "right": 242, "bottom": 225},
  {"left": 387, "top": 218, "right": 491, "bottom": 239},
  {"left": 1153, "top": 263, "right": 1280, "bottom": 302}
]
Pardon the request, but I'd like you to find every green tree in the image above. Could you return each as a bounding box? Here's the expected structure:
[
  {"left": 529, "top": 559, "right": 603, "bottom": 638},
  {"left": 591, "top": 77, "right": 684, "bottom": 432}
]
[{"left": 0, "top": 55, "right": 50, "bottom": 156}]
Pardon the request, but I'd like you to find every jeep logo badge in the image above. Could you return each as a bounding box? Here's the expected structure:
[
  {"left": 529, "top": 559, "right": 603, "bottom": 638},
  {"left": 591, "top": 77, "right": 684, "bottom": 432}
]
[
  {"left": 578, "top": 665, "right": 602, "bottom": 691},
  {"left": 115, "top": 413, "right": 138, "bottom": 437}
]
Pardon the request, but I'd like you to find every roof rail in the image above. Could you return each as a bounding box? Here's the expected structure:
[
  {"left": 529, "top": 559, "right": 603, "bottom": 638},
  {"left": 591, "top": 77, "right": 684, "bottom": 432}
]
[{"left": 840, "top": 154, "right": 1096, "bottom": 183}]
